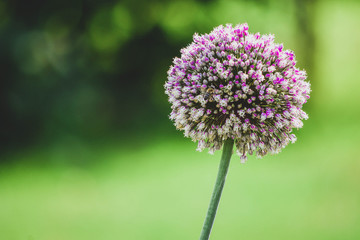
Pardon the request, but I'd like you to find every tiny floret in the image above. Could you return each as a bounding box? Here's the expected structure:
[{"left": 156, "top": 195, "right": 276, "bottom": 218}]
[{"left": 164, "top": 23, "right": 310, "bottom": 162}]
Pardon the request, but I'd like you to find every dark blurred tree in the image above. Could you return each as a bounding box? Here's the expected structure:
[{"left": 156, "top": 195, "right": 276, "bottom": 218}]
[
  {"left": 0, "top": 0, "right": 183, "bottom": 159},
  {"left": 295, "top": 0, "right": 316, "bottom": 104}
]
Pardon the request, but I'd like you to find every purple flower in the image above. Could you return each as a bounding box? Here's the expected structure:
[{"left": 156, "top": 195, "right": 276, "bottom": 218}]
[{"left": 164, "top": 23, "right": 310, "bottom": 162}]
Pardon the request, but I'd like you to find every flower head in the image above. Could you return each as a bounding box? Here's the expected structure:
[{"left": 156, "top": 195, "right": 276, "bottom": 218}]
[{"left": 164, "top": 23, "right": 310, "bottom": 162}]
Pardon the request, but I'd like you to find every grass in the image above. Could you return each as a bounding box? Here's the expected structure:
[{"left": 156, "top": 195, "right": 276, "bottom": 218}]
[{"left": 0, "top": 118, "right": 359, "bottom": 240}]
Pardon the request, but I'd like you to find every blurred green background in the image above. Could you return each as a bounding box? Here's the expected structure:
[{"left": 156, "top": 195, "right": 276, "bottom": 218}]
[{"left": 0, "top": 0, "right": 360, "bottom": 239}]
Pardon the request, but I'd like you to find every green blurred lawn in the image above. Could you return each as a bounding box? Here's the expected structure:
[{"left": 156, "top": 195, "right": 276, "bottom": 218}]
[{"left": 0, "top": 117, "right": 359, "bottom": 240}]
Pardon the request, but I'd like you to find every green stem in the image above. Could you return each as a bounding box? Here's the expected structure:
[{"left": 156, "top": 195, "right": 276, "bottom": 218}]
[{"left": 199, "top": 138, "right": 234, "bottom": 240}]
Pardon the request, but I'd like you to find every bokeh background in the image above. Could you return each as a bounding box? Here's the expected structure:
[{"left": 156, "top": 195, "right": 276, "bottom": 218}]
[{"left": 1, "top": 0, "right": 360, "bottom": 239}]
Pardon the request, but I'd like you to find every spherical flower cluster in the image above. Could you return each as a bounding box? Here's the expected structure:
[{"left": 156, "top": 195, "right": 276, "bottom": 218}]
[{"left": 164, "top": 23, "right": 310, "bottom": 162}]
